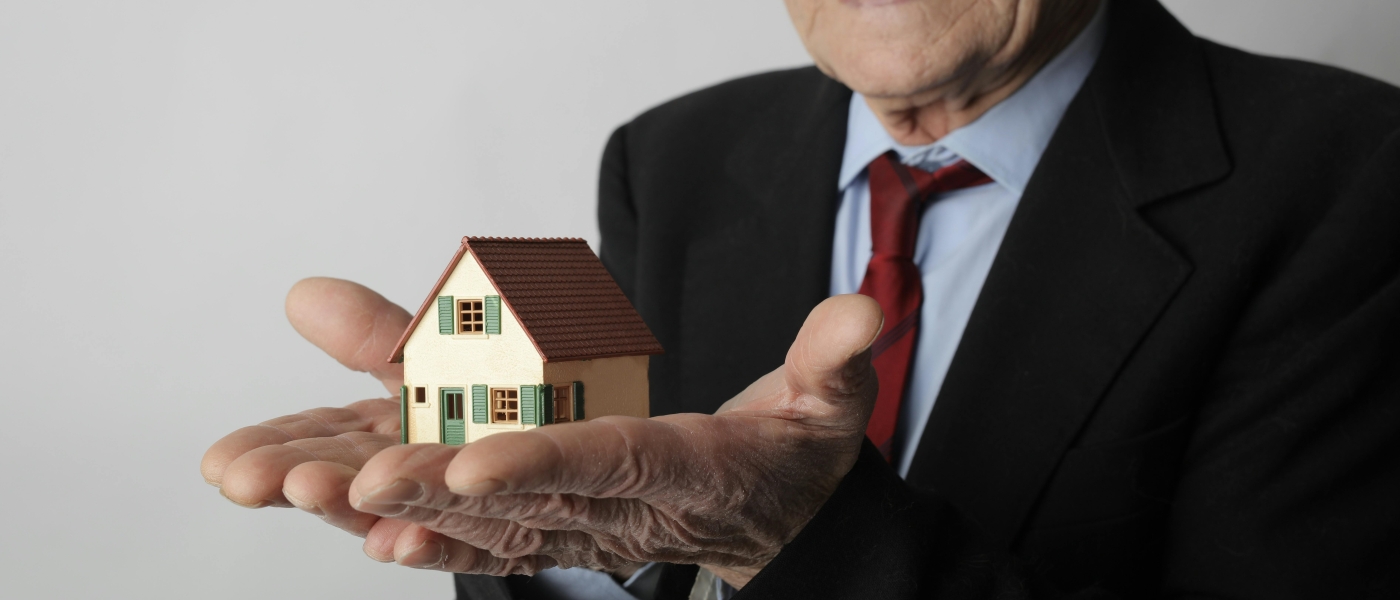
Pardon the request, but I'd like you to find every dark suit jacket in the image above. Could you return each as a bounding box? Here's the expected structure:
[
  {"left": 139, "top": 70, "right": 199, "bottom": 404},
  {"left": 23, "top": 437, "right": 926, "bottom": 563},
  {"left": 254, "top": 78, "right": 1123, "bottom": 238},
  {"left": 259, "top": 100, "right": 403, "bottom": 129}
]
[{"left": 457, "top": 0, "right": 1400, "bottom": 597}]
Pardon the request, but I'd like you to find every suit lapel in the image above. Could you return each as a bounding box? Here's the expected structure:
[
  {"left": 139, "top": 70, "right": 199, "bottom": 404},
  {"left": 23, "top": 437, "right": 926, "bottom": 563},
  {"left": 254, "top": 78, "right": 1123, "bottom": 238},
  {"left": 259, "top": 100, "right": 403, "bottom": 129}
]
[{"left": 904, "top": 0, "right": 1230, "bottom": 546}]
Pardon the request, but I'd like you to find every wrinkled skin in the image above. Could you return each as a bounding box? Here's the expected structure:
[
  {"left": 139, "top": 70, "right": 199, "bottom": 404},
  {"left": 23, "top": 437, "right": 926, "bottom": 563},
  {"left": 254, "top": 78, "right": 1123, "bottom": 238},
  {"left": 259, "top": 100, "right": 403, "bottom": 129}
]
[
  {"left": 784, "top": 0, "right": 1100, "bottom": 143},
  {"left": 202, "top": 278, "right": 883, "bottom": 586}
]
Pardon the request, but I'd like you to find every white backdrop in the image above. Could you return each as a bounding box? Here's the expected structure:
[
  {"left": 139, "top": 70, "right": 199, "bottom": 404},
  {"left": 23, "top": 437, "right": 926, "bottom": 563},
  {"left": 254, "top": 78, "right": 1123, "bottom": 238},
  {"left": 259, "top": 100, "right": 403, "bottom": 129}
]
[{"left": 1, "top": 1, "right": 1395, "bottom": 598}]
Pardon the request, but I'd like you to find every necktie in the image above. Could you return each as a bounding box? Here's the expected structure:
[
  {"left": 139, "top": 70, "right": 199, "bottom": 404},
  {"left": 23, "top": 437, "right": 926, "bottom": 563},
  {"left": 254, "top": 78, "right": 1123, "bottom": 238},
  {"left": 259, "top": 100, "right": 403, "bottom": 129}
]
[{"left": 860, "top": 151, "right": 992, "bottom": 461}]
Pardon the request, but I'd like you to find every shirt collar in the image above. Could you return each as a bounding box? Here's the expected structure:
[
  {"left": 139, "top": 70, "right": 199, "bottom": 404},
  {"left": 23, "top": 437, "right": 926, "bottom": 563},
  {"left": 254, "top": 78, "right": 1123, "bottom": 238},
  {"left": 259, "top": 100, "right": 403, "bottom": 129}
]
[{"left": 837, "top": 0, "right": 1108, "bottom": 196}]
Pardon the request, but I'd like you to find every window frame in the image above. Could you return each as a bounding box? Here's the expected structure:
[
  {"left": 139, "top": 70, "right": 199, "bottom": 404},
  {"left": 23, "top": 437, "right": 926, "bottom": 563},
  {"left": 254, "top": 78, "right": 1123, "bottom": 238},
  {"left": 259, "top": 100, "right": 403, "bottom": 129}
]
[
  {"left": 552, "top": 384, "right": 573, "bottom": 423},
  {"left": 490, "top": 387, "right": 520, "bottom": 424},
  {"left": 457, "top": 298, "right": 486, "bottom": 335}
]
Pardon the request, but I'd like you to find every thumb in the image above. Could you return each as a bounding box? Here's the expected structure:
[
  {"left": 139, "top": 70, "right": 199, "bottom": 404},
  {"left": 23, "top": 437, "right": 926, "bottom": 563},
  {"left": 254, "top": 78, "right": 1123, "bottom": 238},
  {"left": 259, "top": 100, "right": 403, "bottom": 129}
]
[
  {"left": 782, "top": 294, "right": 883, "bottom": 429},
  {"left": 286, "top": 277, "right": 410, "bottom": 393}
]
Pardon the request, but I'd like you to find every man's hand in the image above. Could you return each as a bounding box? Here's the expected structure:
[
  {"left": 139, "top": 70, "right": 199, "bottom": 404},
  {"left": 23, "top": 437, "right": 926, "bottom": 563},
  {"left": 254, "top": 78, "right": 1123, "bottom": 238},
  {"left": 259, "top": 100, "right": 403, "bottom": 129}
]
[
  {"left": 346, "top": 294, "right": 883, "bottom": 586},
  {"left": 199, "top": 277, "right": 413, "bottom": 539}
]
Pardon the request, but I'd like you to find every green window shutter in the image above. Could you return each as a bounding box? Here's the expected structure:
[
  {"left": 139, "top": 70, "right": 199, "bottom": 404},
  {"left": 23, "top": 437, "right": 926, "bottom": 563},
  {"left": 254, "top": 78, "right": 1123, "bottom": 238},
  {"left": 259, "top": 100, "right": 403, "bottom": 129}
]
[
  {"left": 471, "top": 385, "right": 488, "bottom": 424},
  {"left": 541, "top": 384, "right": 554, "bottom": 425},
  {"left": 484, "top": 296, "right": 501, "bottom": 334},
  {"left": 439, "top": 388, "right": 447, "bottom": 444},
  {"left": 437, "top": 296, "right": 454, "bottom": 334},
  {"left": 399, "top": 385, "right": 409, "bottom": 444},
  {"left": 520, "top": 384, "right": 537, "bottom": 425},
  {"left": 572, "top": 381, "right": 585, "bottom": 421}
]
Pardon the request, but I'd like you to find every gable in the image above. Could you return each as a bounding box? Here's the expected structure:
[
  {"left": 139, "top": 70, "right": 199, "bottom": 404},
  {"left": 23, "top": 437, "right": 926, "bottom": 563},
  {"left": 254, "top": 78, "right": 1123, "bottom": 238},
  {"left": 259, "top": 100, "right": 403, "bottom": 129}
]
[{"left": 388, "top": 237, "right": 664, "bottom": 363}]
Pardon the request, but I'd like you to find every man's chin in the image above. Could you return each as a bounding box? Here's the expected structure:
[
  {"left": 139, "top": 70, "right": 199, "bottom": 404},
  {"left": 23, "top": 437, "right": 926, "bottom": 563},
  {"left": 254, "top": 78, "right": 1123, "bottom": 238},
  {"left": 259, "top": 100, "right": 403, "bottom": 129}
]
[{"left": 824, "top": 53, "right": 958, "bottom": 105}]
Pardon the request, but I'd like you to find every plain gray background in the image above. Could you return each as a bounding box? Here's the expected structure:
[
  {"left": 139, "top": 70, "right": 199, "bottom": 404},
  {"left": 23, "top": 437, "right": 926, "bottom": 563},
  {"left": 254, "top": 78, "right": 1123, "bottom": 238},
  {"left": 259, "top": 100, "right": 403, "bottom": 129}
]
[{"left": 1, "top": 1, "right": 1396, "bottom": 598}]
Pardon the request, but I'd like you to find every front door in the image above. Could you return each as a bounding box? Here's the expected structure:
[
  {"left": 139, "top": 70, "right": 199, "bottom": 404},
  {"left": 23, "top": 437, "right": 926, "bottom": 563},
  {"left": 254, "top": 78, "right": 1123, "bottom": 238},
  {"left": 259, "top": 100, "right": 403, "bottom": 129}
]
[{"left": 440, "top": 388, "right": 466, "bottom": 445}]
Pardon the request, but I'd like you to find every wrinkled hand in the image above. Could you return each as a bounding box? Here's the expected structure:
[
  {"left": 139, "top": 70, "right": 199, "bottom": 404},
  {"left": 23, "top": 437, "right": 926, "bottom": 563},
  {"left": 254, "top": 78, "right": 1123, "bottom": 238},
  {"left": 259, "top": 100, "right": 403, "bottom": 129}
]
[
  {"left": 200, "top": 277, "right": 413, "bottom": 539},
  {"left": 347, "top": 293, "right": 883, "bottom": 586}
]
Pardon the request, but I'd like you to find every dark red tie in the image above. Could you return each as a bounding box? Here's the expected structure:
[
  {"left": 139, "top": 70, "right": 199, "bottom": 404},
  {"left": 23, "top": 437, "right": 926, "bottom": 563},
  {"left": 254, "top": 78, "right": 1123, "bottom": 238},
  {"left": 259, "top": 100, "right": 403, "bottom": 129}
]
[{"left": 860, "top": 151, "right": 992, "bottom": 461}]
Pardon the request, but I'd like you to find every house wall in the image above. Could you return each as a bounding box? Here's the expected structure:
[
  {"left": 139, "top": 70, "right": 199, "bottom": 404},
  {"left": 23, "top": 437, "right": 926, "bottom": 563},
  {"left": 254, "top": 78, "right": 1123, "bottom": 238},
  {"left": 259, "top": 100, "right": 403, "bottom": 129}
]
[
  {"left": 543, "top": 355, "right": 650, "bottom": 420},
  {"left": 402, "top": 250, "right": 544, "bottom": 444}
]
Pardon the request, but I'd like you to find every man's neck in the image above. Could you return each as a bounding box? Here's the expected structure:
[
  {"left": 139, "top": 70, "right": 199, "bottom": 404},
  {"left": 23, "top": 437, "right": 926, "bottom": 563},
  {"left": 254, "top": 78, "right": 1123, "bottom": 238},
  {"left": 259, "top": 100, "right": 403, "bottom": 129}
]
[{"left": 865, "top": 0, "right": 1102, "bottom": 145}]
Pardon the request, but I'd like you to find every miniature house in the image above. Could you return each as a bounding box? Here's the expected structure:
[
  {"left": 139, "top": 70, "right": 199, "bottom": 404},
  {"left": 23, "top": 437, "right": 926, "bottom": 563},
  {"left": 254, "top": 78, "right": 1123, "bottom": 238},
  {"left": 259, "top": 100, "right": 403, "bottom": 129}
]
[{"left": 387, "top": 237, "right": 663, "bottom": 445}]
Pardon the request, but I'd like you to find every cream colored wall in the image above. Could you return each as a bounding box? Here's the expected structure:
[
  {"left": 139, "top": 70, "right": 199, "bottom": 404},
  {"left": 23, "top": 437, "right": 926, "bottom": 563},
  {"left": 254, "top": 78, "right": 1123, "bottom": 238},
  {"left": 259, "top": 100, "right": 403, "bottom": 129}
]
[
  {"left": 543, "top": 355, "right": 650, "bottom": 420},
  {"left": 402, "top": 250, "right": 544, "bottom": 444}
]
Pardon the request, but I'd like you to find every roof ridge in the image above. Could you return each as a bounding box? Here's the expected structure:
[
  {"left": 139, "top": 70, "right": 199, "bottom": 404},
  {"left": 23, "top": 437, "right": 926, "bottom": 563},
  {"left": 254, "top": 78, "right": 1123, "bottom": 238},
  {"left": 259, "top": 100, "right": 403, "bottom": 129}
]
[
  {"left": 462, "top": 236, "right": 589, "bottom": 244},
  {"left": 389, "top": 236, "right": 663, "bottom": 363}
]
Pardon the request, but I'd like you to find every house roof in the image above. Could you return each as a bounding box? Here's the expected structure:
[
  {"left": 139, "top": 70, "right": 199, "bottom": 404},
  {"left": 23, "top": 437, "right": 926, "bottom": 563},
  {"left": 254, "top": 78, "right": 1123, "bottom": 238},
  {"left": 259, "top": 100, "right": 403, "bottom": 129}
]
[{"left": 388, "top": 237, "right": 664, "bottom": 363}]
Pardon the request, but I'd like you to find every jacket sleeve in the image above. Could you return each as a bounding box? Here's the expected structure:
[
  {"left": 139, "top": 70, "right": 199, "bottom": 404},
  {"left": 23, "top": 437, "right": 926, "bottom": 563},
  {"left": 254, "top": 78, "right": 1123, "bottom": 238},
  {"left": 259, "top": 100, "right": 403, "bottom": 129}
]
[
  {"left": 735, "top": 441, "right": 1060, "bottom": 600},
  {"left": 597, "top": 124, "right": 641, "bottom": 303}
]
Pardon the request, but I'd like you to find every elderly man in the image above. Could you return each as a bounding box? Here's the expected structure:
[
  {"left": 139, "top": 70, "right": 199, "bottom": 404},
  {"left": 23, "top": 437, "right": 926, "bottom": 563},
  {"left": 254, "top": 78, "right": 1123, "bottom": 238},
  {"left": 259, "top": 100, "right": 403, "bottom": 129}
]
[{"left": 202, "top": 0, "right": 1400, "bottom": 598}]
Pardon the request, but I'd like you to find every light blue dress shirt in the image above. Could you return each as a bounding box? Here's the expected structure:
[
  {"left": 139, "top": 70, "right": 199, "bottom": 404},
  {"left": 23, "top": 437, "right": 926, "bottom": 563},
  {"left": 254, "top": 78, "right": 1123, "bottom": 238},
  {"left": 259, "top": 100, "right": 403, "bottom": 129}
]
[
  {"left": 831, "top": 1, "right": 1106, "bottom": 477},
  {"left": 531, "top": 3, "right": 1106, "bottom": 597}
]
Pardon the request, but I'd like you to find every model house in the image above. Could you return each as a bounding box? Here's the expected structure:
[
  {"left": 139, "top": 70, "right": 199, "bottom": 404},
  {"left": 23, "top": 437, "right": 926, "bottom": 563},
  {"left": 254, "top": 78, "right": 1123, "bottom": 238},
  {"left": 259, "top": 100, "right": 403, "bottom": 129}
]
[{"left": 387, "top": 237, "right": 663, "bottom": 445}]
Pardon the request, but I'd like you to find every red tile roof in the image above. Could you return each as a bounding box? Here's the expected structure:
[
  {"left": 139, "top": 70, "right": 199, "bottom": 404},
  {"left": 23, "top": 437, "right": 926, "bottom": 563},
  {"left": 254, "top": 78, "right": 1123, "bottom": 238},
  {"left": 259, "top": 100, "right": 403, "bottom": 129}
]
[{"left": 388, "top": 237, "right": 663, "bottom": 363}]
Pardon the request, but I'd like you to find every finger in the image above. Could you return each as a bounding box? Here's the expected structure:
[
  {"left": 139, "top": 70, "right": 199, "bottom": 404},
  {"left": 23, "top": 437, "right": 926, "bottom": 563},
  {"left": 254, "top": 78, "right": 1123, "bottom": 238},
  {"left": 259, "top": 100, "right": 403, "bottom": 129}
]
[
  {"left": 351, "top": 443, "right": 463, "bottom": 510},
  {"left": 368, "top": 499, "right": 610, "bottom": 564},
  {"left": 712, "top": 367, "right": 788, "bottom": 415},
  {"left": 444, "top": 413, "right": 800, "bottom": 500},
  {"left": 416, "top": 488, "right": 778, "bottom": 565},
  {"left": 220, "top": 431, "right": 397, "bottom": 507},
  {"left": 284, "top": 461, "right": 381, "bottom": 537},
  {"left": 352, "top": 444, "right": 620, "bottom": 563},
  {"left": 263, "top": 400, "right": 404, "bottom": 439},
  {"left": 443, "top": 416, "right": 699, "bottom": 499},
  {"left": 403, "top": 489, "right": 663, "bottom": 551},
  {"left": 440, "top": 296, "right": 881, "bottom": 500},
  {"left": 285, "top": 277, "right": 411, "bottom": 392},
  {"left": 361, "top": 441, "right": 771, "bottom": 568},
  {"left": 352, "top": 444, "right": 565, "bottom": 555},
  {"left": 201, "top": 398, "right": 400, "bottom": 486},
  {"left": 364, "top": 516, "right": 415, "bottom": 562},
  {"left": 389, "top": 523, "right": 558, "bottom": 575},
  {"left": 409, "top": 297, "right": 883, "bottom": 574},
  {"left": 441, "top": 413, "right": 784, "bottom": 503},
  {"left": 781, "top": 293, "right": 883, "bottom": 428}
]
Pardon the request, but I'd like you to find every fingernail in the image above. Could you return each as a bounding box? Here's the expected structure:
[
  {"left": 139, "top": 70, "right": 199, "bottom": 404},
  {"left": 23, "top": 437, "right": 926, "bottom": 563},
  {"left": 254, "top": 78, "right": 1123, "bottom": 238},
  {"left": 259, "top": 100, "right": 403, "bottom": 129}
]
[
  {"left": 365, "top": 546, "right": 395, "bottom": 563},
  {"left": 219, "top": 488, "right": 269, "bottom": 509},
  {"left": 284, "top": 491, "right": 324, "bottom": 517},
  {"left": 450, "top": 479, "right": 506, "bottom": 496},
  {"left": 360, "top": 479, "right": 424, "bottom": 504},
  {"left": 399, "top": 540, "right": 445, "bottom": 569}
]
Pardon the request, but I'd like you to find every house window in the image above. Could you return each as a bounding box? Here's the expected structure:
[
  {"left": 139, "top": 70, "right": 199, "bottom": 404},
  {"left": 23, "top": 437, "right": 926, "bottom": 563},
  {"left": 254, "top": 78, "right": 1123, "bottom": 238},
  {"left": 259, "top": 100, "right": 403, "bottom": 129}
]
[
  {"left": 458, "top": 299, "right": 485, "bottom": 334},
  {"left": 552, "top": 385, "right": 572, "bottom": 423},
  {"left": 491, "top": 388, "right": 519, "bottom": 424},
  {"left": 444, "top": 389, "right": 465, "bottom": 420},
  {"left": 414, "top": 387, "right": 426, "bottom": 404}
]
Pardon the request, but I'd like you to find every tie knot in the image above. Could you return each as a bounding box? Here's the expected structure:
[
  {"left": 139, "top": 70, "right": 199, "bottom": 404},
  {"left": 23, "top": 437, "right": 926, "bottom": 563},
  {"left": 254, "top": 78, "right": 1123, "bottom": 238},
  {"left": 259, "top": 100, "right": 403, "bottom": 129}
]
[
  {"left": 866, "top": 151, "right": 992, "bottom": 256},
  {"left": 872, "top": 151, "right": 993, "bottom": 203}
]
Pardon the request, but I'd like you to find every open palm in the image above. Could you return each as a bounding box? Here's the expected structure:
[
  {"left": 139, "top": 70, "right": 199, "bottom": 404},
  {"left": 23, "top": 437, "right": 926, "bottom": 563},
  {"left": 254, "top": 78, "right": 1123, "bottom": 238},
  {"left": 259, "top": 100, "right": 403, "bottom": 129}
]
[
  {"left": 200, "top": 277, "right": 413, "bottom": 543},
  {"left": 201, "top": 277, "right": 883, "bottom": 585}
]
